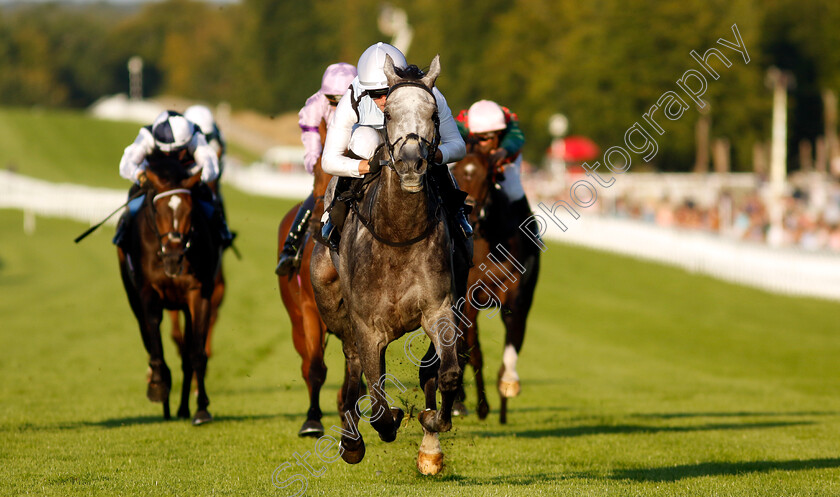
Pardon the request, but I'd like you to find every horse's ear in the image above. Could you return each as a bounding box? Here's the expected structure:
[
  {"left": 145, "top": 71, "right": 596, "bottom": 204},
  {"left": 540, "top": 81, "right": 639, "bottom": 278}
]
[
  {"left": 422, "top": 55, "right": 440, "bottom": 88},
  {"left": 144, "top": 170, "right": 165, "bottom": 191},
  {"left": 384, "top": 54, "right": 399, "bottom": 86},
  {"left": 183, "top": 172, "right": 201, "bottom": 190}
]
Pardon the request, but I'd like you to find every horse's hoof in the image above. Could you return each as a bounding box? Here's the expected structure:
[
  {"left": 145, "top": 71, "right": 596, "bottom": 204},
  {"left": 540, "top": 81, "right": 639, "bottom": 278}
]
[
  {"left": 477, "top": 400, "right": 490, "bottom": 420},
  {"left": 452, "top": 401, "right": 469, "bottom": 417},
  {"left": 177, "top": 407, "right": 190, "bottom": 420},
  {"left": 378, "top": 408, "right": 404, "bottom": 443},
  {"left": 339, "top": 439, "right": 365, "bottom": 464},
  {"left": 391, "top": 407, "right": 405, "bottom": 427},
  {"left": 498, "top": 379, "right": 520, "bottom": 398},
  {"left": 147, "top": 381, "right": 169, "bottom": 403},
  {"left": 417, "top": 450, "right": 444, "bottom": 475},
  {"left": 192, "top": 410, "right": 213, "bottom": 426},
  {"left": 419, "top": 409, "right": 452, "bottom": 433},
  {"left": 298, "top": 420, "right": 325, "bottom": 438}
]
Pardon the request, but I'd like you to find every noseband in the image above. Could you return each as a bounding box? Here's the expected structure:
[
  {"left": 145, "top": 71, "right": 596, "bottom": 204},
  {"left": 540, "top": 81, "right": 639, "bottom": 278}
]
[{"left": 383, "top": 81, "right": 441, "bottom": 168}]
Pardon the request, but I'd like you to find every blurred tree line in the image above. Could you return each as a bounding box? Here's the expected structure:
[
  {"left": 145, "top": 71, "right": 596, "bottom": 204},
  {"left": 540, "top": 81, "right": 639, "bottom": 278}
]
[{"left": 0, "top": 0, "right": 838, "bottom": 170}]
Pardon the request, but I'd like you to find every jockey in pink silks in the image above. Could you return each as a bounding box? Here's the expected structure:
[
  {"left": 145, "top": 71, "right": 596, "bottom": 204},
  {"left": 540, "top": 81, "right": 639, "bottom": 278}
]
[{"left": 276, "top": 62, "right": 357, "bottom": 275}]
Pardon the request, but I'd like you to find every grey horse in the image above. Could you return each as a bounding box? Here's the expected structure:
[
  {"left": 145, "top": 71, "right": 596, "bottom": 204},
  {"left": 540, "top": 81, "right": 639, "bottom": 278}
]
[{"left": 310, "top": 54, "right": 465, "bottom": 475}]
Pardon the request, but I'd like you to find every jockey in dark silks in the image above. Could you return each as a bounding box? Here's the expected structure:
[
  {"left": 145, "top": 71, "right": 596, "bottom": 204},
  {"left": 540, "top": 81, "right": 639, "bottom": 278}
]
[{"left": 113, "top": 109, "right": 234, "bottom": 250}]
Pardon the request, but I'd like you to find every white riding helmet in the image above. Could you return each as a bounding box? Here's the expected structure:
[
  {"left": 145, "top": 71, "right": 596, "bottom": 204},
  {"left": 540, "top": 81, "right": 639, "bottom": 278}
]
[
  {"left": 348, "top": 126, "right": 383, "bottom": 160},
  {"left": 468, "top": 100, "right": 507, "bottom": 134},
  {"left": 152, "top": 110, "right": 195, "bottom": 153},
  {"left": 321, "top": 62, "right": 357, "bottom": 95},
  {"left": 184, "top": 105, "right": 216, "bottom": 137},
  {"left": 357, "top": 42, "right": 407, "bottom": 90}
]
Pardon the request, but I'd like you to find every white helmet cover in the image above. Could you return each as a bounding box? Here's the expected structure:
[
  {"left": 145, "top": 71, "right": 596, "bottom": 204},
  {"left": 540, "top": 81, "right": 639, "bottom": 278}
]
[
  {"left": 357, "top": 42, "right": 407, "bottom": 90},
  {"left": 152, "top": 110, "right": 195, "bottom": 152},
  {"left": 348, "top": 126, "right": 383, "bottom": 160},
  {"left": 468, "top": 100, "right": 507, "bottom": 134},
  {"left": 184, "top": 105, "right": 216, "bottom": 137}
]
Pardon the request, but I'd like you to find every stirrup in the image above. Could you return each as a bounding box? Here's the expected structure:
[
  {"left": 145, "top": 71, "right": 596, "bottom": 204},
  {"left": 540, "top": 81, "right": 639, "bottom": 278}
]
[
  {"left": 456, "top": 208, "right": 473, "bottom": 239},
  {"left": 275, "top": 244, "right": 302, "bottom": 276},
  {"left": 321, "top": 219, "right": 340, "bottom": 250}
]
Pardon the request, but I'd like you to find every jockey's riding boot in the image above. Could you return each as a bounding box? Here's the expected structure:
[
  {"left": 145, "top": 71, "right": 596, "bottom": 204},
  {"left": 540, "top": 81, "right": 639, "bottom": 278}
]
[
  {"left": 196, "top": 183, "right": 234, "bottom": 249},
  {"left": 113, "top": 182, "right": 143, "bottom": 248},
  {"left": 320, "top": 177, "right": 354, "bottom": 250},
  {"left": 276, "top": 194, "right": 316, "bottom": 275},
  {"left": 429, "top": 164, "right": 474, "bottom": 240},
  {"left": 321, "top": 218, "right": 340, "bottom": 251},
  {"left": 113, "top": 211, "right": 130, "bottom": 249}
]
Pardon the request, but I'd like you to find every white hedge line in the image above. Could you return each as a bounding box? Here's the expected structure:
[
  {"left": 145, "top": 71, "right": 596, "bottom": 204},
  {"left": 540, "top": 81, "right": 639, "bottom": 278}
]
[{"left": 3, "top": 168, "right": 838, "bottom": 301}]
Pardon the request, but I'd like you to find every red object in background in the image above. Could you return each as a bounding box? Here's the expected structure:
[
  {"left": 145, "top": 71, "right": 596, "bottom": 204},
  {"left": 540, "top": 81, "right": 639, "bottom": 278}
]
[{"left": 549, "top": 136, "right": 600, "bottom": 162}]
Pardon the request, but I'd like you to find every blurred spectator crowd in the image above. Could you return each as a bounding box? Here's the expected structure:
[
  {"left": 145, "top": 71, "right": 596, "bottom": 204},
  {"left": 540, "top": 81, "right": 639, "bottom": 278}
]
[{"left": 522, "top": 166, "right": 840, "bottom": 253}]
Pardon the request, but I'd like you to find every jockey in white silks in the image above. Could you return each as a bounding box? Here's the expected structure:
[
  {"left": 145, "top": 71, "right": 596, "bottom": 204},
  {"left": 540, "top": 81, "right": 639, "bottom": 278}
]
[
  {"left": 275, "top": 62, "right": 357, "bottom": 276},
  {"left": 319, "top": 42, "right": 471, "bottom": 250}
]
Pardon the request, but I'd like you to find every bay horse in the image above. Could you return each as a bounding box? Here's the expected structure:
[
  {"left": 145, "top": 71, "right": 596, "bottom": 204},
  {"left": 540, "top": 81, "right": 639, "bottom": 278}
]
[
  {"left": 276, "top": 119, "right": 337, "bottom": 438},
  {"left": 117, "top": 156, "right": 223, "bottom": 425},
  {"left": 311, "top": 54, "right": 468, "bottom": 475},
  {"left": 450, "top": 151, "right": 540, "bottom": 424}
]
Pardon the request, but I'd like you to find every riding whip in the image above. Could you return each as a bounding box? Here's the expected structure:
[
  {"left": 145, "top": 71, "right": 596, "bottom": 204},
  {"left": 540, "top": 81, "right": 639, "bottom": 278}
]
[{"left": 73, "top": 189, "right": 145, "bottom": 244}]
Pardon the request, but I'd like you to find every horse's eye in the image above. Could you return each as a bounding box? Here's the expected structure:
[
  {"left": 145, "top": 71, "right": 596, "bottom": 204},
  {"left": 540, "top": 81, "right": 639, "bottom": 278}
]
[{"left": 383, "top": 111, "right": 390, "bottom": 120}]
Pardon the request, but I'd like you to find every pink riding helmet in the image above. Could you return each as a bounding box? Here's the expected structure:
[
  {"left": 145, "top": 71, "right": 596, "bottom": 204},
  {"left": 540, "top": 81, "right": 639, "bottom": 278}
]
[{"left": 321, "top": 63, "right": 358, "bottom": 96}]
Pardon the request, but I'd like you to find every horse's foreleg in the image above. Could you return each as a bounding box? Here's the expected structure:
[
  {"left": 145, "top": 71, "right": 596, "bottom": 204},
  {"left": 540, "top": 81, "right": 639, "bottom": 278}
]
[
  {"left": 353, "top": 322, "right": 403, "bottom": 443},
  {"left": 187, "top": 291, "right": 213, "bottom": 426},
  {"left": 337, "top": 339, "right": 365, "bottom": 464},
  {"left": 418, "top": 306, "right": 462, "bottom": 435},
  {"left": 129, "top": 286, "right": 170, "bottom": 420}
]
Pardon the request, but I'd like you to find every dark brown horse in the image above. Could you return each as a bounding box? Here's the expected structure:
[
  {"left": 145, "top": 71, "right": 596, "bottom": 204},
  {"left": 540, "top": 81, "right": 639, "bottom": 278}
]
[
  {"left": 450, "top": 151, "right": 540, "bottom": 424},
  {"left": 117, "top": 157, "right": 224, "bottom": 425},
  {"left": 311, "top": 55, "right": 468, "bottom": 475},
  {"left": 276, "top": 119, "right": 338, "bottom": 438}
]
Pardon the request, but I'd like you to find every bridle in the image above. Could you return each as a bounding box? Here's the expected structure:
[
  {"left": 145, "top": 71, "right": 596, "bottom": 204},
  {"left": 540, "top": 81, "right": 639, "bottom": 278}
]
[
  {"left": 148, "top": 188, "right": 193, "bottom": 263},
  {"left": 344, "top": 80, "right": 443, "bottom": 248},
  {"left": 382, "top": 81, "right": 441, "bottom": 169}
]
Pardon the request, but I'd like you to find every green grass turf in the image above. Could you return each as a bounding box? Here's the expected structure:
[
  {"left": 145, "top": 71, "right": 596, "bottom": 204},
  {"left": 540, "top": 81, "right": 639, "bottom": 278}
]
[{"left": 2, "top": 108, "right": 840, "bottom": 495}]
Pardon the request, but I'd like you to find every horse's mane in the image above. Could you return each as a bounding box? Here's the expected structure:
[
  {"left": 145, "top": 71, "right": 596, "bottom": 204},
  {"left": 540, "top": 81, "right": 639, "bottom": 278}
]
[
  {"left": 394, "top": 64, "right": 428, "bottom": 83},
  {"left": 145, "top": 153, "right": 193, "bottom": 186}
]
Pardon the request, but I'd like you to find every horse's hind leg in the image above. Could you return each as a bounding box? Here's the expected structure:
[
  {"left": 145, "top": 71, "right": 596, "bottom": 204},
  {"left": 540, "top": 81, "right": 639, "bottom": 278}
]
[
  {"left": 418, "top": 344, "right": 444, "bottom": 475},
  {"left": 498, "top": 307, "right": 527, "bottom": 424},
  {"left": 466, "top": 323, "right": 490, "bottom": 420},
  {"left": 297, "top": 308, "right": 327, "bottom": 438}
]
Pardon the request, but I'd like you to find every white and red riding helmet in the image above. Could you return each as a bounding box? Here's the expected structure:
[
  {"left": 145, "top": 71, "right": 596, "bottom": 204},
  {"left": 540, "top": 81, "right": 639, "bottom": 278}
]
[{"left": 467, "top": 100, "right": 507, "bottom": 134}]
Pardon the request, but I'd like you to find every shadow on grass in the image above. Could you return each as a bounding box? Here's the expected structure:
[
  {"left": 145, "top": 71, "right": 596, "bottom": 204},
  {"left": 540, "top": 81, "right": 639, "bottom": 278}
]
[
  {"left": 39, "top": 412, "right": 290, "bottom": 430},
  {"left": 612, "top": 458, "right": 840, "bottom": 482},
  {"left": 434, "top": 472, "right": 572, "bottom": 486},
  {"left": 631, "top": 410, "right": 840, "bottom": 419},
  {"left": 471, "top": 420, "right": 814, "bottom": 438}
]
